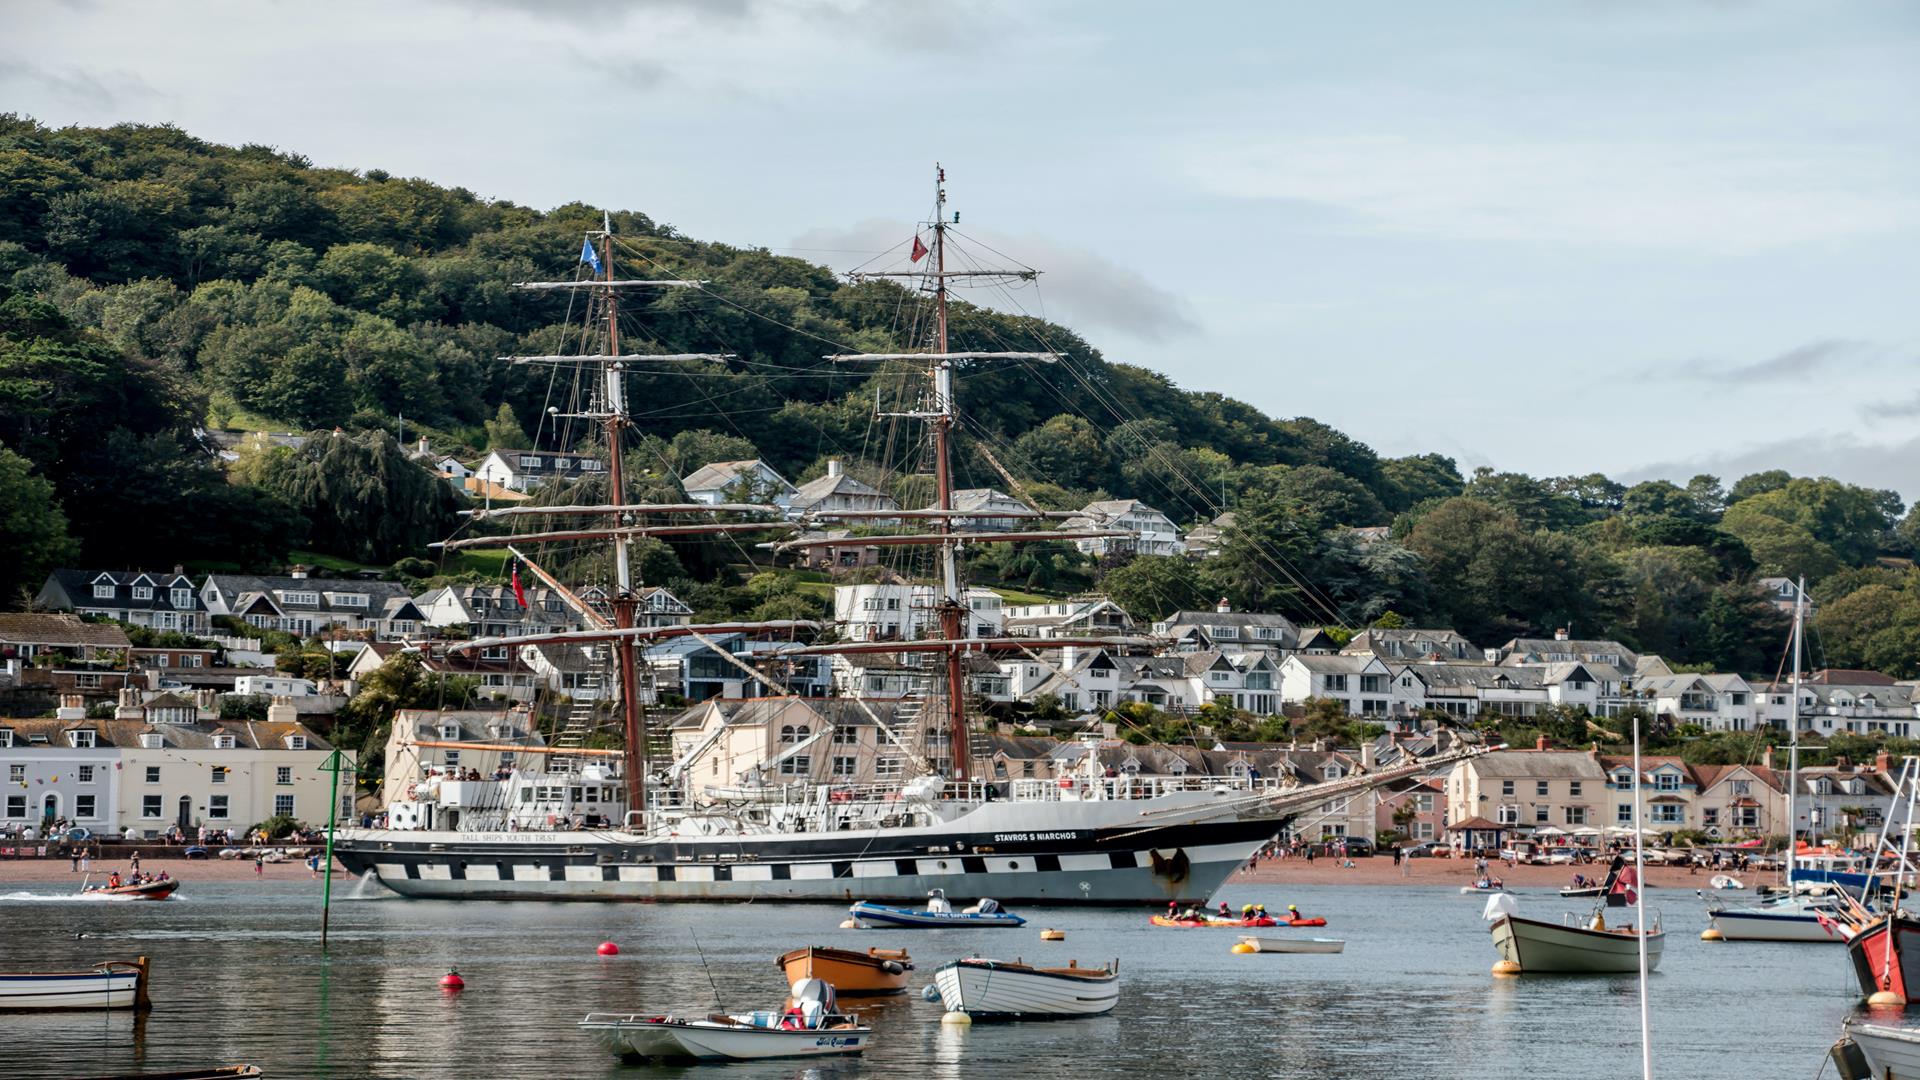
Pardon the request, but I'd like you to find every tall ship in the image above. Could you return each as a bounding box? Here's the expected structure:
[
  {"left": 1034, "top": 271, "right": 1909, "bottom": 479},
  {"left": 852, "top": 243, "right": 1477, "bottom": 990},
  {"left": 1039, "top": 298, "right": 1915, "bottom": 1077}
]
[{"left": 329, "top": 171, "right": 1476, "bottom": 902}]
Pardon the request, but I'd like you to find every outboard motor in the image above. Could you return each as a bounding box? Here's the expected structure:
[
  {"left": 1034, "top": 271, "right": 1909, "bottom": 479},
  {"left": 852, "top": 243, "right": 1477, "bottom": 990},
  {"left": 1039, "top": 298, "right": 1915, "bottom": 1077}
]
[{"left": 790, "top": 977, "right": 836, "bottom": 1028}]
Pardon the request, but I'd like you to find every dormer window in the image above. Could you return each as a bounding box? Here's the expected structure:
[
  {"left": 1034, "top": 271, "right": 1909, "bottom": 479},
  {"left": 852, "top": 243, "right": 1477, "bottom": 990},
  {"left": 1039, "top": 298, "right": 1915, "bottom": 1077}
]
[
  {"left": 70, "top": 730, "right": 97, "bottom": 748},
  {"left": 287, "top": 735, "right": 308, "bottom": 750},
  {"left": 283, "top": 591, "right": 318, "bottom": 606},
  {"left": 139, "top": 733, "right": 162, "bottom": 749},
  {"left": 0, "top": 729, "right": 11, "bottom": 748},
  {"left": 213, "top": 735, "right": 236, "bottom": 750},
  {"left": 439, "top": 724, "right": 459, "bottom": 740},
  {"left": 92, "top": 583, "right": 114, "bottom": 598},
  {"left": 132, "top": 585, "right": 153, "bottom": 600},
  {"left": 171, "top": 588, "right": 193, "bottom": 606}
]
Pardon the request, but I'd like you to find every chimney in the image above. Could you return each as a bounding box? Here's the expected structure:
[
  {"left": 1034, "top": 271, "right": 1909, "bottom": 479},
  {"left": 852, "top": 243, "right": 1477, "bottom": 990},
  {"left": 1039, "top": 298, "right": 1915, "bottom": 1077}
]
[
  {"left": 1216, "top": 597, "right": 1231, "bottom": 614},
  {"left": 172, "top": 564, "right": 185, "bottom": 576},
  {"left": 115, "top": 686, "right": 144, "bottom": 720},
  {"left": 1554, "top": 628, "right": 1569, "bottom": 642},
  {"left": 195, "top": 689, "right": 218, "bottom": 716},
  {"left": 1877, "top": 751, "right": 1892, "bottom": 773},
  {"left": 289, "top": 565, "right": 310, "bottom": 580},
  {"left": 826, "top": 458, "right": 843, "bottom": 478},
  {"left": 1535, "top": 734, "right": 1550, "bottom": 751},
  {"left": 1762, "top": 745, "right": 1773, "bottom": 771},
  {"left": 1360, "top": 743, "right": 1377, "bottom": 770},
  {"left": 1835, "top": 754, "right": 1852, "bottom": 772},
  {"left": 267, "top": 695, "right": 298, "bottom": 724},
  {"left": 56, "top": 694, "right": 87, "bottom": 721},
  {"left": 417, "top": 436, "right": 429, "bottom": 455}
]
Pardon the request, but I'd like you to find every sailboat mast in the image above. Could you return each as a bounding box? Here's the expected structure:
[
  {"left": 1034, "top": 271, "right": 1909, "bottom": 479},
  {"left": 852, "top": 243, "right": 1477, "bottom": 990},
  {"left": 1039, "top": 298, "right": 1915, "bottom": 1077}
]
[
  {"left": 1785, "top": 575, "right": 1805, "bottom": 883},
  {"left": 597, "top": 219, "right": 647, "bottom": 819},
  {"left": 929, "top": 164, "right": 970, "bottom": 783}
]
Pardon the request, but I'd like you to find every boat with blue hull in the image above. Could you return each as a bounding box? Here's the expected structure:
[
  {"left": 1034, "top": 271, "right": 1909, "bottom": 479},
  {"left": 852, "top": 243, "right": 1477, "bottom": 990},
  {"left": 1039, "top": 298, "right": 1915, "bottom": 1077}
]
[{"left": 848, "top": 891, "right": 1024, "bottom": 928}]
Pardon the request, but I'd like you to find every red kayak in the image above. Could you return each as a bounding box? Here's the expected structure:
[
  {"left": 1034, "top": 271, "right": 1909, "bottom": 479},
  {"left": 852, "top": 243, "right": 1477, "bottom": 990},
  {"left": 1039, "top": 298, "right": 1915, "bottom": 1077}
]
[{"left": 1286, "top": 917, "right": 1327, "bottom": 927}]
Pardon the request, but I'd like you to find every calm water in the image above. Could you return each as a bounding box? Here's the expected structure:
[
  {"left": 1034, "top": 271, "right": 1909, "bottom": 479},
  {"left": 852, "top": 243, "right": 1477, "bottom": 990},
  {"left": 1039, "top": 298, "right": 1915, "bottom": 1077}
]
[{"left": 0, "top": 875, "right": 1867, "bottom": 1079}]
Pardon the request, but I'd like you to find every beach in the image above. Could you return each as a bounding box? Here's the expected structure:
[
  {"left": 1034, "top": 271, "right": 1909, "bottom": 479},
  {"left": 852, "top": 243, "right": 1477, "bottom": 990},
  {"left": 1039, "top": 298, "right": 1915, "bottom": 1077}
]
[{"left": 1229, "top": 853, "right": 1760, "bottom": 889}]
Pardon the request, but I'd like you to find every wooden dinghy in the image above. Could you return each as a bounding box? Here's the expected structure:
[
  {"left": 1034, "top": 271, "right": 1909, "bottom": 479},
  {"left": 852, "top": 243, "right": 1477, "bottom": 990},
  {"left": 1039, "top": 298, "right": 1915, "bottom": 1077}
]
[
  {"left": 932, "top": 957, "right": 1119, "bottom": 1020},
  {"left": 1237, "top": 936, "right": 1345, "bottom": 954},
  {"left": 0, "top": 957, "right": 151, "bottom": 1011},
  {"left": 777, "top": 946, "right": 913, "bottom": 996},
  {"left": 55, "top": 1060, "right": 261, "bottom": 1068}
]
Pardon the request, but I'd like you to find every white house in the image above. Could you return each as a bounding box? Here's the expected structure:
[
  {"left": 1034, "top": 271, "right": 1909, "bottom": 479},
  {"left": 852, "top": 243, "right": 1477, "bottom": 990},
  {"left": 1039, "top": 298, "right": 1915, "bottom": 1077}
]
[
  {"left": 681, "top": 459, "right": 798, "bottom": 508},
  {"left": 1062, "top": 499, "right": 1184, "bottom": 557},
  {"left": 1278, "top": 654, "right": 1395, "bottom": 717},
  {"left": 833, "top": 583, "right": 1003, "bottom": 642},
  {"left": 950, "top": 488, "right": 1037, "bottom": 532},
  {"left": 1341, "top": 628, "right": 1479, "bottom": 662},
  {"left": 474, "top": 449, "right": 606, "bottom": 493},
  {"left": 1152, "top": 601, "right": 1298, "bottom": 653},
  {"left": 233, "top": 675, "right": 318, "bottom": 698},
  {"left": 1002, "top": 597, "right": 1136, "bottom": 639},
  {"left": 1633, "top": 673, "right": 1756, "bottom": 732},
  {"left": 790, "top": 460, "right": 900, "bottom": 518},
  {"left": 414, "top": 584, "right": 587, "bottom": 638},
  {"left": 36, "top": 569, "right": 210, "bottom": 634},
  {"left": 200, "top": 571, "right": 424, "bottom": 640}
]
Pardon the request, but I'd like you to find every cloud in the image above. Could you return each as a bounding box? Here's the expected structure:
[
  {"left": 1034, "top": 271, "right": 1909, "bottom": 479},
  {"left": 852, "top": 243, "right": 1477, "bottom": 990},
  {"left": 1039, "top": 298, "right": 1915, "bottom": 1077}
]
[
  {"left": 788, "top": 218, "right": 1201, "bottom": 343},
  {"left": 1621, "top": 432, "right": 1920, "bottom": 504},
  {"left": 1652, "top": 338, "right": 1866, "bottom": 382},
  {"left": 1172, "top": 133, "right": 1920, "bottom": 254},
  {"left": 0, "top": 57, "right": 154, "bottom": 111},
  {"left": 1865, "top": 392, "right": 1920, "bottom": 420}
]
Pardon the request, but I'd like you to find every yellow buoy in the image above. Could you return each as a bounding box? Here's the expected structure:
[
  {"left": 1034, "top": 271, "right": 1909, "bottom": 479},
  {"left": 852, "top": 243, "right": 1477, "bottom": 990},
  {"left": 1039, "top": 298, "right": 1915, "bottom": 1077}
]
[
  {"left": 1870, "top": 990, "right": 1907, "bottom": 1007},
  {"left": 1040, "top": 929, "right": 1065, "bottom": 941},
  {"left": 941, "top": 1010, "right": 974, "bottom": 1025},
  {"left": 1231, "top": 942, "right": 1257, "bottom": 954},
  {"left": 1491, "top": 960, "right": 1523, "bottom": 976},
  {"left": 1699, "top": 928, "right": 1724, "bottom": 941}
]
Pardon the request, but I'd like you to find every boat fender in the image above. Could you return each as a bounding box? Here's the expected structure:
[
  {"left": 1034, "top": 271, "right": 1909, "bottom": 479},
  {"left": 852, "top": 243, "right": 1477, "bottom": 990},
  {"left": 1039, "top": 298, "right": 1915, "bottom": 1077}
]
[
  {"left": 922, "top": 984, "right": 942, "bottom": 1002},
  {"left": 1830, "top": 1038, "right": 1873, "bottom": 1080},
  {"left": 881, "top": 960, "right": 905, "bottom": 974}
]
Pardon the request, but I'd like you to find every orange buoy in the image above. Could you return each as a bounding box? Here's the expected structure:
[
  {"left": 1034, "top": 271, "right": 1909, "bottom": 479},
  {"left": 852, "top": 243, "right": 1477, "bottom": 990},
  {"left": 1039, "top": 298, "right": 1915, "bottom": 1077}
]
[
  {"left": 597, "top": 941, "right": 620, "bottom": 956},
  {"left": 440, "top": 968, "right": 465, "bottom": 990}
]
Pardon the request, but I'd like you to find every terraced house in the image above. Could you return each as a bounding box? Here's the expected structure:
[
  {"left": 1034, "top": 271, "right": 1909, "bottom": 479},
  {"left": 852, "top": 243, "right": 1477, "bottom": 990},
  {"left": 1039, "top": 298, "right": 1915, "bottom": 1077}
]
[{"left": 200, "top": 571, "right": 424, "bottom": 640}]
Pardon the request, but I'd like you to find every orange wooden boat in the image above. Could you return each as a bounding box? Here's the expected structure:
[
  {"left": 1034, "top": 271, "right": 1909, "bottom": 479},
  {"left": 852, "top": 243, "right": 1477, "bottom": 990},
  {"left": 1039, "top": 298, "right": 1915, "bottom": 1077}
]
[{"left": 776, "top": 945, "right": 913, "bottom": 996}]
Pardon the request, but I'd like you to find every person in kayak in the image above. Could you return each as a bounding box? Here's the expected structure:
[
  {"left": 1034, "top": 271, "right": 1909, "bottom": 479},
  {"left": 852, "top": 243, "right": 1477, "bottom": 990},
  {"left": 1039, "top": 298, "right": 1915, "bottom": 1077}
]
[{"left": 1286, "top": 903, "right": 1307, "bottom": 923}]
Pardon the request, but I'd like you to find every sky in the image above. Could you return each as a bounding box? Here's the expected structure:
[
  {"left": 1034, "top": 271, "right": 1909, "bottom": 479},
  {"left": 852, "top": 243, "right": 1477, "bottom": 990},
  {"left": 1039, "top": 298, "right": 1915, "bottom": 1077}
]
[{"left": 5, "top": 0, "right": 1919, "bottom": 501}]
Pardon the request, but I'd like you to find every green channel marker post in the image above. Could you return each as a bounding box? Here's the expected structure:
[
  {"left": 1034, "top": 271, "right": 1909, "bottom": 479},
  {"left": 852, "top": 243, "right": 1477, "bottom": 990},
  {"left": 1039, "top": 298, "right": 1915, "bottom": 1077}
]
[{"left": 321, "top": 748, "right": 350, "bottom": 949}]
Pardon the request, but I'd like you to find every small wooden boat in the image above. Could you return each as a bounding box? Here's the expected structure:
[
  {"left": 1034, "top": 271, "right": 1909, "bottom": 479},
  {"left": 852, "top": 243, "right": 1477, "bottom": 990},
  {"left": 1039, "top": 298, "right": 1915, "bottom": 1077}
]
[
  {"left": 932, "top": 957, "right": 1118, "bottom": 1020},
  {"left": 58, "top": 1060, "right": 264, "bottom": 1068},
  {"left": 776, "top": 946, "right": 913, "bottom": 996},
  {"left": 1238, "top": 935, "right": 1345, "bottom": 954},
  {"left": 580, "top": 979, "right": 869, "bottom": 1062},
  {"left": 1709, "top": 874, "right": 1744, "bottom": 890},
  {"left": 848, "top": 890, "right": 1024, "bottom": 929},
  {"left": 1489, "top": 912, "right": 1664, "bottom": 974},
  {"left": 0, "top": 957, "right": 150, "bottom": 1011},
  {"left": 86, "top": 879, "right": 180, "bottom": 901},
  {"left": 1832, "top": 1018, "right": 1920, "bottom": 1080}
]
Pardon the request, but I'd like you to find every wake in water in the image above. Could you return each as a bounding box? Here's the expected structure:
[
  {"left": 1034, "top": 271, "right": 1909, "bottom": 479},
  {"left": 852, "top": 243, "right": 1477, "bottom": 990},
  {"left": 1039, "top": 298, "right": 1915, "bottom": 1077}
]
[
  {"left": 0, "top": 890, "right": 152, "bottom": 902},
  {"left": 341, "top": 869, "right": 390, "bottom": 901}
]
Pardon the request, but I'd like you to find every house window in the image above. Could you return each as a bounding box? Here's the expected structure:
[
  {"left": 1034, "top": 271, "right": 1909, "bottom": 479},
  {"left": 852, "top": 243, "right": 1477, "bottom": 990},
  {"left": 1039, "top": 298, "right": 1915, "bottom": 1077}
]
[
  {"left": 832, "top": 727, "right": 859, "bottom": 745},
  {"left": 875, "top": 756, "right": 904, "bottom": 779},
  {"left": 1501, "top": 780, "right": 1515, "bottom": 797},
  {"left": 1617, "top": 803, "right": 1634, "bottom": 824},
  {"left": 211, "top": 766, "right": 226, "bottom": 784},
  {"left": 1413, "top": 793, "right": 1435, "bottom": 813},
  {"left": 78, "top": 765, "right": 95, "bottom": 783},
  {"left": 132, "top": 585, "right": 153, "bottom": 600},
  {"left": 172, "top": 588, "right": 193, "bottom": 607},
  {"left": 332, "top": 594, "right": 369, "bottom": 608},
  {"left": 1495, "top": 805, "right": 1519, "bottom": 825},
  {"left": 1535, "top": 805, "right": 1549, "bottom": 823},
  {"left": 1652, "top": 804, "right": 1683, "bottom": 825},
  {"left": 444, "top": 751, "right": 461, "bottom": 768},
  {"left": 209, "top": 795, "right": 229, "bottom": 820},
  {"left": 274, "top": 794, "right": 295, "bottom": 817},
  {"left": 7, "top": 765, "right": 21, "bottom": 782},
  {"left": 1735, "top": 806, "right": 1758, "bottom": 828},
  {"left": 780, "top": 725, "right": 811, "bottom": 744},
  {"left": 1731, "top": 780, "right": 1750, "bottom": 795},
  {"left": 75, "top": 794, "right": 96, "bottom": 818},
  {"left": 1564, "top": 806, "right": 1587, "bottom": 825},
  {"left": 1569, "top": 781, "right": 1582, "bottom": 796},
  {"left": 5, "top": 795, "right": 24, "bottom": 818},
  {"left": 75, "top": 673, "right": 103, "bottom": 689},
  {"left": 145, "top": 766, "right": 160, "bottom": 783},
  {"left": 93, "top": 583, "right": 115, "bottom": 598},
  {"left": 276, "top": 766, "right": 293, "bottom": 785},
  {"left": 1536, "top": 781, "right": 1549, "bottom": 796},
  {"left": 1654, "top": 773, "right": 1679, "bottom": 791},
  {"left": 213, "top": 735, "right": 235, "bottom": 749},
  {"left": 287, "top": 736, "right": 307, "bottom": 750},
  {"left": 1325, "top": 674, "right": 1348, "bottom": 692},
  {"left": 832, "top": 756, "right": 857, "bottom": 777},
  {"left": 778, "top": 755, "right": 812, "bottom": 776},
  {"left": 140, "top": 734, "right": 162, "bottom": 749},
  {"left": 283, "top": 591, "right": 318, "bottom": 606},
  {"left": 1702, "top": 808, "right": 1719, "bottom": 826},
  {"left": 142, "top": 795, "right": 162, "bottom": 818}
]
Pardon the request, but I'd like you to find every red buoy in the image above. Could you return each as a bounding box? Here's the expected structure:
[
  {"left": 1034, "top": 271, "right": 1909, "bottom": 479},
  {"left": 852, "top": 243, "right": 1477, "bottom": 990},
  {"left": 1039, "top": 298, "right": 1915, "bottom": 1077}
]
[
  {"left": 440, "top": 969, "right": 465, "bottom": 990},
  {"left": 597, "top": 941, "right": 620, "bottom": 956}
]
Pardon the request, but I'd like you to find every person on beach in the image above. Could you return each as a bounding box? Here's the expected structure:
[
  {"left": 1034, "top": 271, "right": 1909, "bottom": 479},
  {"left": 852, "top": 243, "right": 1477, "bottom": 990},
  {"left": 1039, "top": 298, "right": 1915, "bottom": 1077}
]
[
  {"left": 308, "top": 853, "right": 321, "bottom": 878},
  {"left": 130, "top": 852, "right": 140, "bottom": 873},
  {"left": 70, "top": 850, "right": 79, "bottom": 873},
  {"left": 254, "top": 854, "right": 264, "bottom": 876}
]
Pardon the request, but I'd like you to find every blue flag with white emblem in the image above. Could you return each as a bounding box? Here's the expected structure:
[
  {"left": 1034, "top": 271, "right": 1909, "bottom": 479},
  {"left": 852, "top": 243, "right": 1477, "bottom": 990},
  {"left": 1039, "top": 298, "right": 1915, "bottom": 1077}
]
[{"left": 580, "top": 237, "right": 602, "bottom": 274}]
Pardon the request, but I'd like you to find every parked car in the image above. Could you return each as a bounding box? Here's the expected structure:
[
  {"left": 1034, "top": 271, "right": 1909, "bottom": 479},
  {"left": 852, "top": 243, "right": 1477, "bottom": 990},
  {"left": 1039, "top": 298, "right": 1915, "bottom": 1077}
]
[{"left": 1401, "top": 841, "right": 1445, "bottom": 858}]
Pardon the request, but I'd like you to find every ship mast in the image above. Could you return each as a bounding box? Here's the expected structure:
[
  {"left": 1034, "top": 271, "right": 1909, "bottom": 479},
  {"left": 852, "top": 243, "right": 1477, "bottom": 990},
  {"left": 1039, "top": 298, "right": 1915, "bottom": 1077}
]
[{"left": 597, "top": 219, "right": 649, "bottom": 820}]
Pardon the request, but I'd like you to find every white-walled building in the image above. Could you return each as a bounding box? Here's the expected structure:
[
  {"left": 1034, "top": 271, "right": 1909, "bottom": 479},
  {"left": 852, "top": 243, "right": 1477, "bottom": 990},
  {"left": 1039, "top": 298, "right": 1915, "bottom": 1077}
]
[
  {"left": 833, "top": 583, "right": 1003, "bottom": 642},
  {"left": 1278, "top": 654, "right": 1396, "bottom": 717},
  {"left": 681, "top": 459, "right": 798, "bottom": 508},
  {"left": 474, "top": 449, "right": 605, "bottom": 492},
  {"left": 1634, "top": 673, "right": 1757, "bottom": 732},
  {"left": 1062, "top": 499, "right": 1185, "bottom": 558}
]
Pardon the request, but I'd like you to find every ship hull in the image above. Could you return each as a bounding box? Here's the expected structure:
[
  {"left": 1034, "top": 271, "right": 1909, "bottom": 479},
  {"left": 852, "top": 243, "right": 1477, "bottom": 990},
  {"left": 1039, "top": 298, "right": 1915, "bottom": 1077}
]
[{"left": 332, "top": 799, "right": 1281, "bottom": 904}]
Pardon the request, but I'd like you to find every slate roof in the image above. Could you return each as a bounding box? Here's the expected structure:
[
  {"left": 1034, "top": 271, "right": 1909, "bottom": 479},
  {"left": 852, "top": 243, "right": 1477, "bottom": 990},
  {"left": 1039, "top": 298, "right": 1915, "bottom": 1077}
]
[
  {"left": 0, "top": 716, "right": 330, "bottom": 750},
  {"left": 0, "top": 613, "right": 132, "bottom": 649},
  {"left": 204, "top": 574, "right": 413, "bottom": 614},
  {"left": 682, "top": 459, "right": 791, "bottom": 494},
  {"left": 39, "top": 569, "right": 206, "bottom": 614},
  {"left": 791, "top": 471, "right": 898, "bottom": 510}
]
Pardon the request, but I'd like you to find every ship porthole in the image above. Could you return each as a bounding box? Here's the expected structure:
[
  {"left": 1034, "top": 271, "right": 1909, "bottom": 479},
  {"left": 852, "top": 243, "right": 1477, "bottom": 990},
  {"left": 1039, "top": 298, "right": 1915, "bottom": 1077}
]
[
  {"left": 1008, "top": 861, "right": 1019, "bottom": 870},
  {"left": 938, "top": 861, "right": 949, "bottom": 870}
]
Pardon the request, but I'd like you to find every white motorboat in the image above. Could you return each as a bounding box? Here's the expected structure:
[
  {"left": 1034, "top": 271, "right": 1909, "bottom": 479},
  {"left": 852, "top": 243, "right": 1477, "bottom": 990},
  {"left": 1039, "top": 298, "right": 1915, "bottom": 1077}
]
[
  {"left": 933, "top": 957, "right": 1118, "bottom": 1020},
  {"left": 0, "top": 958, "right": 149, "bottom": 1010},
  {"left": 1833, "top": 1019, "right": 1920, "bottom": 1080},
  {"left": 1704, "top": 891, "right": 1848, "bottom": 943},
  {"left": 579, "top": 979, "right": 870, "bottom": 1062},
  {"left": 1238, "top": 936, "right": 1344, "bottom": 954}
]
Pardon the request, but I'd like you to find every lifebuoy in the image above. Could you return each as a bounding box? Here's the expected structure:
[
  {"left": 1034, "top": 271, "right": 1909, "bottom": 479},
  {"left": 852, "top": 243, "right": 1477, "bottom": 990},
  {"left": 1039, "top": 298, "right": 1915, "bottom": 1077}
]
[
  {"left": 1058, "top": 777, "right": 1074, "bottom": 789},
  {"left": 403, "top": 783, "right": 417, "bottom": 800}
]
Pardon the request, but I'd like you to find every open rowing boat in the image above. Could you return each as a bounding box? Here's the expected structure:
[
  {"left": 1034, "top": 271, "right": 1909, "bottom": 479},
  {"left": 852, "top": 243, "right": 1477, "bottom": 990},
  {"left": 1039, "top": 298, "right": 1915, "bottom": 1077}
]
[
  {"left": 932, "top": 957, "right": 1119, "bottom": 1020},
  {"left": 1238, "top": 936, "right": 1344, "bottom": 954},
  {"left": 0, "top": 957, "right": 150, "bottom": 1011},
  {"left": 776, "top": 946, "right": 913, "bottom": 995}
]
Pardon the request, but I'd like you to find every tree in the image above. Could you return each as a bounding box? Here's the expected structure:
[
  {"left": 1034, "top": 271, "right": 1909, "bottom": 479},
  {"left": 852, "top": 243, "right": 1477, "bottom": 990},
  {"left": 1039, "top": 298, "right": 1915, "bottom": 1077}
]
[
  {"left": 1402, "top": 497, "right": 1621, "bottom": 645},
  {"left": 1012, "top": 413, "right": 1108, "bottom": 491},
  {"left": 1718, "top": 510, "right": 1842, "bottom": 582},
  {"left": 1380, "top": 453, "right": 1465, "bottom": 512},
  {"left": 259, "top": 429, "right": 462, "bottom": 563},
  {"left": 1462, "top": 468, "right": 1589, "bottom": 531},
  {"left": 1722, "top": 478, "right": 1902, "bottom": 567},
  {"left": 0, "top": 444, "right": 77, "bottom": 604},
  {"left": 1099, "top": 555, "right": 1208, "bottom": 620},
  {"left": 483, "top": 402, "right": 529, "bottom": 450},
  {"left": 1728, "top": 470, "right": 1792, "bottom": 504}
]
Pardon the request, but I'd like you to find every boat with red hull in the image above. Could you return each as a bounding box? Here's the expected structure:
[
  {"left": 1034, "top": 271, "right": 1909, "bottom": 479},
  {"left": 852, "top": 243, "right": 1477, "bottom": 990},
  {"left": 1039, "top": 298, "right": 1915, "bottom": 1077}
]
[
  {"left": 87, "top": 879, "right": 179, "bottom": 901},
  {"left": 1848, "top": 912, "right": 1920, "bottom": 1000}
]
